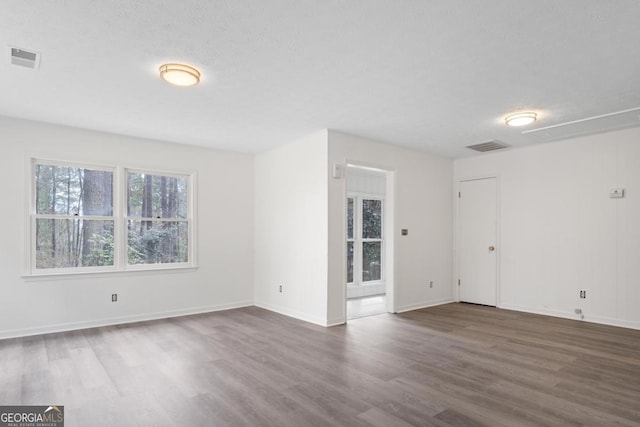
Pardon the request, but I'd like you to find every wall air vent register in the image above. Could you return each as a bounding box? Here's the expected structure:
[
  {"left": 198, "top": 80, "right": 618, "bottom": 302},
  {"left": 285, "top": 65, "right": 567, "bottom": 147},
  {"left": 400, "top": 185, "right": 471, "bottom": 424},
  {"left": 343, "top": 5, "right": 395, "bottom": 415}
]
[{"left": 10, "top": 47, "right": 40, "bottom": 69}]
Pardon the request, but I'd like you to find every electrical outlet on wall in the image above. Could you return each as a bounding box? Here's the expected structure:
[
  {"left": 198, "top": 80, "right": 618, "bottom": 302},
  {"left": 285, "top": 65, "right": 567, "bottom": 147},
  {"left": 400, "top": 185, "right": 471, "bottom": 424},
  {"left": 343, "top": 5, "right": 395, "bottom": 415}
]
[
  {"left": 111, "top": 293, "right": 117, "bottom": 302},
  {"left": 429, "top": 281, "right": 433, "bottom": 288},
  {"left": 278, "top": 285, "right": 283, "bottom": 293}
]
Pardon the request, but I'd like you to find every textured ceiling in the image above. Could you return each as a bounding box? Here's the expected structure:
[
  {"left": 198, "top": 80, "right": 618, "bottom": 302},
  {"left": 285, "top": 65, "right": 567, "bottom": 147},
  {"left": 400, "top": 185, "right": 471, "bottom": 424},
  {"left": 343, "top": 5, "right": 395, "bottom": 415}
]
[{"left": 1, "top": 1, "right": 640, "bottom": 158}]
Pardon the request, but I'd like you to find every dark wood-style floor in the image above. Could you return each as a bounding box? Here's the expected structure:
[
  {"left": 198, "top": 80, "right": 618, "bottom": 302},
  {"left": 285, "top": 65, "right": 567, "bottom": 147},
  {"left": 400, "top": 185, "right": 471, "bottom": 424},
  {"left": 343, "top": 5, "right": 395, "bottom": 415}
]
[{"left": 1, "top": 303, "right": 639, "bottom": 426}]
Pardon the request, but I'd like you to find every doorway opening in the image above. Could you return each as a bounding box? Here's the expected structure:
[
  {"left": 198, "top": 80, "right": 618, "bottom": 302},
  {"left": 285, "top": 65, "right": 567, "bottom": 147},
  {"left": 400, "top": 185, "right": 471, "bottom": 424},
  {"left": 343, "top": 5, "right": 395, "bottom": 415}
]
[{"left": 345, "top": 165, "right": 392, "bottom": 320}]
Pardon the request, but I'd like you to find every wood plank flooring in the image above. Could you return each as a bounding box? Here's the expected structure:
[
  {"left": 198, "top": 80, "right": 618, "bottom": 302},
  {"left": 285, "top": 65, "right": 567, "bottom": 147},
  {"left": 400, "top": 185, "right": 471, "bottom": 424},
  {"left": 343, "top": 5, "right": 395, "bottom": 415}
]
[{"left": 1, "top": 303, "right": 639, "bottom": 426}]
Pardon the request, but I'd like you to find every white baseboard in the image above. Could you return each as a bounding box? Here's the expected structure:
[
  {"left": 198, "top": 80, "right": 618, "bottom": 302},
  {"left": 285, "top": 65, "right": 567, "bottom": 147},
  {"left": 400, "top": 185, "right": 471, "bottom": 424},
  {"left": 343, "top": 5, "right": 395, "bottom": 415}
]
[
  {"left": 586, "top": 314, "right": 640, "bottom": 330},
  {"left": 499, "top": 303, "right": 640, "bottom": 331},
  {"left": 396, "top": 298, "right": 455, "bottom": 313},
  {"left": 10, "top": 298, "right": 634, "bottom": 340},
  {"left": 326, "top": 317, "right": 346, "bottom": 327},
  {"left": 499, "top": 303, "right": 575, "bottom": 320},
  {"left": 0, "top": 300, "right": 254, "bottom": 340},
  {"left": 254, "top": 301, "right": 329, "bottom": 327}
]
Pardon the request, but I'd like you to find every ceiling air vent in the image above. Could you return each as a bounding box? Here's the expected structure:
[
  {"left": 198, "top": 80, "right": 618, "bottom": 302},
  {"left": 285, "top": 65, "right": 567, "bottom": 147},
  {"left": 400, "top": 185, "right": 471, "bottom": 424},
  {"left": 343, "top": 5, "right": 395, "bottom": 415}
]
[
  {"left": 10, "top": 47, "right": 40, "bottom": 69},
  {"left": 466, "top": 140, "right": 510, "bottom": 152}
]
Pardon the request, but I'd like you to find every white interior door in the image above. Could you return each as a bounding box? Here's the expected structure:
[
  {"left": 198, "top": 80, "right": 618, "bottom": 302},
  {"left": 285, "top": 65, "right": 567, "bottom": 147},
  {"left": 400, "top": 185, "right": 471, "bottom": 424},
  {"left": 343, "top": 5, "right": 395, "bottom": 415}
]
[{"left": 458, "top": 178, "right": 497, "bottom": 306}]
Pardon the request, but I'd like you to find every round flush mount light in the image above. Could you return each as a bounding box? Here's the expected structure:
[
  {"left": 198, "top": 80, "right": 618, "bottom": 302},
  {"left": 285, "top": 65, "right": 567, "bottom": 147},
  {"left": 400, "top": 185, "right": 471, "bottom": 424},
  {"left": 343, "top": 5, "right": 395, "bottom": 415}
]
[
  {"left": 159, "top": 63, "right": 201, "bottom": 87},
  {"left": 505, "top": 112, "right": 537, "bottom": 127}
]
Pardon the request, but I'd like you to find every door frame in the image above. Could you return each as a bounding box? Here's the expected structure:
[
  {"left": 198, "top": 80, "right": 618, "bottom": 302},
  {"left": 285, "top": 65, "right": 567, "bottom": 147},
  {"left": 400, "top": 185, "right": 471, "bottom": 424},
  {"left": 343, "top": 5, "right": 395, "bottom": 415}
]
[
  {"left": 455, "top": 175, "right": 501, "bottom": 307},
  {"left": 343, "top": 162, "right": 396, "bottom": 318}
]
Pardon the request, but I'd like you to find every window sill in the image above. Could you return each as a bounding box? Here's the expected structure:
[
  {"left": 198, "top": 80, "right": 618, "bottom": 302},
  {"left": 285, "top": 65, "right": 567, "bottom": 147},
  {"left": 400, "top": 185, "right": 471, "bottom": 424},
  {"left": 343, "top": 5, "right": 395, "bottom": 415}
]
[
  {"left": 347, "top": 281, "right": 385, "bottom": 287},
  {"left": 22, "top": 265, "right": 199, "bottom": 281}
]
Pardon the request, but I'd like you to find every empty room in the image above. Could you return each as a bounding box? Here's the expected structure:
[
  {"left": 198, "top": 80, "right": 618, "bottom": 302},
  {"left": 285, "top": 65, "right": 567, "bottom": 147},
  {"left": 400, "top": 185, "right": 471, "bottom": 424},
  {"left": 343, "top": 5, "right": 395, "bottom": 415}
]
[{"left": 1, "top": 1, "right": 639, "bottom": 426}]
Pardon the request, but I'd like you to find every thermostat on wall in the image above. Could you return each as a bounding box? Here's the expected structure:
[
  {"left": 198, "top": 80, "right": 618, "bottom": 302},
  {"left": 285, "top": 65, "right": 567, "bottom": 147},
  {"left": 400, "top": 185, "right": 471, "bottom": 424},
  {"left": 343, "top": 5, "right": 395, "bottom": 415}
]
[{"left": 609, "top": 188, "right": 625, "bottom": 198}]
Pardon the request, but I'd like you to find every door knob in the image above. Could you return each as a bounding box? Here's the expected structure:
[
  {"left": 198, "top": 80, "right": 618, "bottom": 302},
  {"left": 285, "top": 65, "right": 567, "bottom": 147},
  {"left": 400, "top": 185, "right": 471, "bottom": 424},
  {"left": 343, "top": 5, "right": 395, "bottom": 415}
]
[{"left": 488, "top": 246, "right": 495, "bottom": 251}]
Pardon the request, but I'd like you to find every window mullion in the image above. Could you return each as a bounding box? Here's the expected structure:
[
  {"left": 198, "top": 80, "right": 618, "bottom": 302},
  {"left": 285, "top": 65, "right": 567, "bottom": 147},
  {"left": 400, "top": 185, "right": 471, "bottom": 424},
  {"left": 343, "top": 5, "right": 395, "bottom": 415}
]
[{"left": 116, "top": 167, "right": 125, "bottom": 270}]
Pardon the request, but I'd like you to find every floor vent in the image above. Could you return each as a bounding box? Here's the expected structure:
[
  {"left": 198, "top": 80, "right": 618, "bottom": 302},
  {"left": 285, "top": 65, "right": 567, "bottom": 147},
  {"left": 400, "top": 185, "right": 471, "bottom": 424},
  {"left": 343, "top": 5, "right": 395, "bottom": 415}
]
[
  {"left": 10, "top": 47, "right": 40, "bottom": 69},
  {"left": 466, "top": 140, "right": 510, "bottom": 152}
]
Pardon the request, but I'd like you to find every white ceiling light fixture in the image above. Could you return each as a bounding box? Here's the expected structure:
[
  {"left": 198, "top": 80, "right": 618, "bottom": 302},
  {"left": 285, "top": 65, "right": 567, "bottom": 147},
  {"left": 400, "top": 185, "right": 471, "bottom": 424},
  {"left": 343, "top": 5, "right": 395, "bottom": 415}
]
[
  {"left": 505, "top": 112, "right": 537, "bottom": 127},
  {"left": 159, "top": 63, "right": 201, "bottom": 87}
]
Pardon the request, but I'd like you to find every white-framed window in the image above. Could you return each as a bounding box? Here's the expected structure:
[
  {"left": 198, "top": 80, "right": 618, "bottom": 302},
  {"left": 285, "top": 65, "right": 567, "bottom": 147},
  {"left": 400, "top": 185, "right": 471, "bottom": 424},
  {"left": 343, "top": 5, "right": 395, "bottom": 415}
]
[
  {"left": 346, "top": 195, "right": 384, "bottom": 285},
  {"left": 29, "top": 159, "right": 194, "bottom": 275}
]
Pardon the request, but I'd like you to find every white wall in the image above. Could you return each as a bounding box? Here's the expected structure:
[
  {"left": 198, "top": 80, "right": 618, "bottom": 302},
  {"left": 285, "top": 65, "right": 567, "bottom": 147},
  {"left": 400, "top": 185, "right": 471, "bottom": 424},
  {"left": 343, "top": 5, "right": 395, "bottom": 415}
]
[
  {"left": 0, "top": 116, "right": 254, "bottom": 338},
  {"left": 14, "top": 114, "right": 629, "bottom": 336},
  {"left": 454, "top": 127, "right": 640, "bottom": 329},
  {"left": 328, "top": 131, "right": 454, "bottom": 324},
  {"left": 254, "top": 130, "right": 330, "bottom": 325}
]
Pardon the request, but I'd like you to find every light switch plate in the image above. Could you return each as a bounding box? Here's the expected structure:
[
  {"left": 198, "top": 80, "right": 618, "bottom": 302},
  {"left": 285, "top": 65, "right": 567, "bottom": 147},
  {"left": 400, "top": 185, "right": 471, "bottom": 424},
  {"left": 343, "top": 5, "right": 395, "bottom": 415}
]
[
  {"left": 609, "top": 188, "right": 624, "bottom": 198},
  {"left": 332, "top": 163, "right": 343, "bottom": 179}
]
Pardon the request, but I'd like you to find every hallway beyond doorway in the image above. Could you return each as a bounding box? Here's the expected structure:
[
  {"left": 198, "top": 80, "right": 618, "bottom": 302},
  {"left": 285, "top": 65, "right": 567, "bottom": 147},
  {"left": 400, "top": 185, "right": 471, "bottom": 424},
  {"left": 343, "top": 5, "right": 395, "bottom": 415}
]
[{"left": 347, "top": 295, "right": 386, "bottom": 320}]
